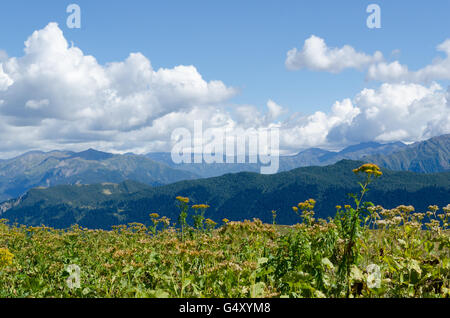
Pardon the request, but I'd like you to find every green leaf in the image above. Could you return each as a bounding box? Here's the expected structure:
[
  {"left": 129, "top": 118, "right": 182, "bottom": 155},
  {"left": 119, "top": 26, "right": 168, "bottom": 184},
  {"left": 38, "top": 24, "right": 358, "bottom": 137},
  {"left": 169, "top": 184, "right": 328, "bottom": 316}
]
[
  {"left": 257, "top": 257, "right": 268, "bottom": 266},
  {"left": 321, "top": 258, "right": 334, "bottom": 269},
  {"left": 408, "top": 260, "right": 422, "bottom": 276},
  {"left": 250, "top": 282, "right": 266, "bottom": 298},
  {"left": 350, "top": 266, "right": 364, "bottom": 282}
]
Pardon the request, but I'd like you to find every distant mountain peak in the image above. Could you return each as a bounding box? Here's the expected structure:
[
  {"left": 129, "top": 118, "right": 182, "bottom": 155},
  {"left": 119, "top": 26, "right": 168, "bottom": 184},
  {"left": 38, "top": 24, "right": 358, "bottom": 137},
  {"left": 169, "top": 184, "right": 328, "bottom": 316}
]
[
  {"left": 365, "top": 134, "right": 450, "bottom": 173},
  {"left": 69, "top": 149, "right": 114, "bottom": 161},
  {"left": 339, "top": 141, "right": 383, "bottom": 154}
]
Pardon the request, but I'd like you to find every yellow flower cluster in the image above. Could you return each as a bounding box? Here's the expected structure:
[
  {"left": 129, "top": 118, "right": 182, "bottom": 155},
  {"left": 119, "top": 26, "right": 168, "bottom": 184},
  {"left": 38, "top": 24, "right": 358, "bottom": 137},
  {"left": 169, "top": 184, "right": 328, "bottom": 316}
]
[
  {"left": 192, "top": 204, "right": 210, "bottom": 209},
  {"left": 0, "top": 247, "right": 14, "bottom": 267},
  {"left": 205, "top": 219, "right": 217, "bottom": 227},
  {"left": 297, "top": 198, "right": 316, "bottom": 210},
  {"left": 149, "top": 213, "right": 160, "bottom": 219},
  {"left": 352, "top": 163, "right": 382, "bottom": 176},
  {"left": 159, "top": 216, "right": 171, "bottom": 227},
  {"left": 176, "top": 196, "right": 189, "bottom": 203}
]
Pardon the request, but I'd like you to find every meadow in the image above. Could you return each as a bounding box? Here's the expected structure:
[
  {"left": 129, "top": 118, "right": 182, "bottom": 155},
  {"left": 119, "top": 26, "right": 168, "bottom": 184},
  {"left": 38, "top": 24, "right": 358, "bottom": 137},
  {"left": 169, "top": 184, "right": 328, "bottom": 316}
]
[{"left": 0, "top": 163, "right": 449, "bottom": 298}]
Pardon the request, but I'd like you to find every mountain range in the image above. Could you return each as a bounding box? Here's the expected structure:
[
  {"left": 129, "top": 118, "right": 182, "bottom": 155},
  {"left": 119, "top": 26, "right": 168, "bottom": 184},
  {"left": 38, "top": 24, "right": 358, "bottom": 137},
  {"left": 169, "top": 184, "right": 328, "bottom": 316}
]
[
  {"left": 1, "top": 160, "right": 448, "bottom": 229},
  {"left": 146, "top": 134, "right": 450, "bottom": 177},
  {"left": 0, "top": 149, "right": 198, "bottom": 202},
  {"left": 145, "top": 141, "right": 408, "bottom": 178},
  {"left": 0, "top": 133, "right": 448, "bottom": 211},
  {"left": 366, "top": 134, "right": 450, "bottom": 173}
]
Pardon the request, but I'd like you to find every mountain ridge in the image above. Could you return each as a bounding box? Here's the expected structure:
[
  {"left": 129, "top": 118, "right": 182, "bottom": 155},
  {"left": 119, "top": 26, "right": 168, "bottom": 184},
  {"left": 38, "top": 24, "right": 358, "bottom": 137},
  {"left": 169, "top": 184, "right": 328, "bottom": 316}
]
[
  {"left": 145, "top": 140, "right": 409, "bottom": 177},
  {"left": 365, "top": 134, "right": 450, "bottom": 173},
  {"left": 1, "top": 159, "right": 448, "bottom": 229},
  {"left": 0, "top": 133, "right": 448, "bottom": 202},
  {"left": 0, "top": 150, "right": 199, "bottom": 202}
]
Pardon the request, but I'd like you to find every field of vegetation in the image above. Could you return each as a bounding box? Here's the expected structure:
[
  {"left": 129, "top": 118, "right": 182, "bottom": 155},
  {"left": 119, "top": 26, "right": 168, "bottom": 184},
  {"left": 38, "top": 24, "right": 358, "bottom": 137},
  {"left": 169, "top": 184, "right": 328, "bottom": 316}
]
[{"left": 0, "top": 164, "right": 449, "bottom": 298}]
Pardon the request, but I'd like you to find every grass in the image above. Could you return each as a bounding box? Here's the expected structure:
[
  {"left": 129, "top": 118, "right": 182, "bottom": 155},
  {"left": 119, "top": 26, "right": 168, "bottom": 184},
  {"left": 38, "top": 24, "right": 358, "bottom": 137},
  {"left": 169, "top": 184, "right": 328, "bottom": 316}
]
[{"left": 0, "top": 163, "right": 449, "bottom": 298}]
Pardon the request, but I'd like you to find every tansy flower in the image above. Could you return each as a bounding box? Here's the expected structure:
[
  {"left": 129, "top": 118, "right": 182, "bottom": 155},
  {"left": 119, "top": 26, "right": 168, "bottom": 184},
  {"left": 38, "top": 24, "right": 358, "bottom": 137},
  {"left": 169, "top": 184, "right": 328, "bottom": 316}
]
[
  {"left": 298, "top": 202, "right": 308, "bottom": 210},
  {"left": 159, "top": 216, "right": 171, "bottom": 226},
  {"left": 205, "top": 219, "right": 217, "bottom": 227},
  {"left": 353, "top": 163, "right": 382, "bottom": 176},
  {"left": 176, "top": 196, "right": 189, "bottom": 203},
  {"left": 297, "top": 199, "right": 316, "bottom": 210},
  {"left": 0, "top": 248, "right": 14, "bottom": 267},
  {"left": 149, "top": 213, "right": 160, "bottom": 219},
  {"left": 192, "top": 204, "right": 210, "bottom": 209}
]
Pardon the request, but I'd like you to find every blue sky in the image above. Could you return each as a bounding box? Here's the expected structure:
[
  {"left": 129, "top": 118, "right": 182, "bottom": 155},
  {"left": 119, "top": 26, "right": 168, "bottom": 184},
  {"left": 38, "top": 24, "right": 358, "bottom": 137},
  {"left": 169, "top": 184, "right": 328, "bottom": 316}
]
[{"left": 0, "top": 1, "right": 449, "bottom": 156}]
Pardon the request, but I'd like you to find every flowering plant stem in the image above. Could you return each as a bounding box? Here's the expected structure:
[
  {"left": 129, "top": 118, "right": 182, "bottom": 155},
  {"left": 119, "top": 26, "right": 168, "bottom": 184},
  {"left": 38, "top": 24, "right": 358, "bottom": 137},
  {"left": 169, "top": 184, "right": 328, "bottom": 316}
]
[{"left": 337, "top": 171, "right": 376, "bottom": 297}]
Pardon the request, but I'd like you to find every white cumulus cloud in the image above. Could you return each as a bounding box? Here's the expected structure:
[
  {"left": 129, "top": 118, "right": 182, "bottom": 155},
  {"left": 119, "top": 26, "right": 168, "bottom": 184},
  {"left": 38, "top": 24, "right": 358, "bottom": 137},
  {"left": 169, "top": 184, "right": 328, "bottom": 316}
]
[
  {"left": 0, "top": 64, "right": 13, "bottom": 91},
  {"left": 285, "top": 35, "right": 383, "bottom": 73},
  {"left": 326, "top": 82, "right": 449, "bottom": 145},
  {"left": 25, "top": 99, "right": 50, "bottom": 109},
  {"left": 0, "top": 23, "right": 448, "bottom": 158},
  {"left": 273, "top": 82, "right": 449, "bottom": 152},
  {"left": 0, "top": 23, "right": 240, "bottom": 156},
  {"left": 288, "top": 36, "right": 450, "bottom": 85},
  {"left": 367, "top": 39, "right": 450, "bottom": 83}
]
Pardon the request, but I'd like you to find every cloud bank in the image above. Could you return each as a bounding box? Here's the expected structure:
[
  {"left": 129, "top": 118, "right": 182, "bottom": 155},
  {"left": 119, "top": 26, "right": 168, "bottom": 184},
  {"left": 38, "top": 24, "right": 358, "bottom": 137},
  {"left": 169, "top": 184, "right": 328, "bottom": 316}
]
[
  {"left": 287, "top": 35, "right": 450, "bottom": 84},
  {"left": 367, "top": 39, "right": 450, "bottom": 83},
  {"left": 0, "top": 24, "right": 448, "bottom": 158},
  {"left": 285, "top": 35, "right": 383, "bottom": 73}
]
